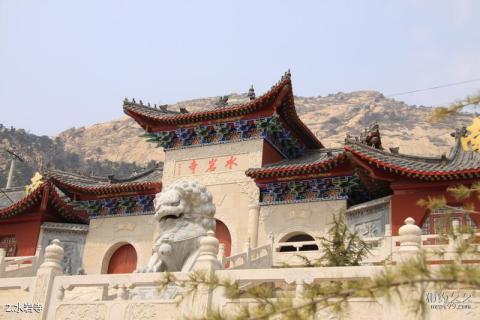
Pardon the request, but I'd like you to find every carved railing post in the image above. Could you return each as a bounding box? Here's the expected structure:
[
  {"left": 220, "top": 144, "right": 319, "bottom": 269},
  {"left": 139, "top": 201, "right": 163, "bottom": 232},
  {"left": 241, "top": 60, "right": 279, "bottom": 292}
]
[
  {"left": 217, "top": 243, "right": 226, "bottom": 265},
  {"left": 32, "top": 245, "right": 43, "bottom": 273},
  {"left": 285, "top": 274, "right": 314, "bottom": 307},
  {"left": 0, "top": 248, "right": 5, "bottom": 278},
  {"left": 31, "top": 239, "right": 64, "bottom": 320},
  {"left": 247, "top": 204, "right": 260, "bottom": 248},
  {"left": 268, "top": 232, "right": 275, "bottom": 266},
  {"left": 192, "top": 230, "right": 222, "bottom": 273},
  {"left": 382, "top": 224, "right": 393, "bottom": 263},
  {"left": 184, "top": 230, "right": 224, "bottom": 318},
  {"left": 244, "top": 237, "right": 251, "bottom": 267},
  {"left": 114, "top": 283, "right": 130, "bottom": 300},
  {"left": 396, "top": 217, "right": 422, "bottom": 262}
]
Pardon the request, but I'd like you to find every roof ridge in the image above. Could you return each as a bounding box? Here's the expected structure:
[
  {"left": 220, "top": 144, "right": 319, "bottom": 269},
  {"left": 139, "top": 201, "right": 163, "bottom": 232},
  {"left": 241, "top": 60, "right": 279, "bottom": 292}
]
[
  {"left": 123, "top": 71, "right": 292, "bottom": 120},
  {"left": 345, "top": 139, "right": 444, "bottom": 163},
  {"left": 107, "top": 162, "right": 163, "bottom": 183},
  {"left": 43, "top": 168, "right": 109, "bottom": 182}
]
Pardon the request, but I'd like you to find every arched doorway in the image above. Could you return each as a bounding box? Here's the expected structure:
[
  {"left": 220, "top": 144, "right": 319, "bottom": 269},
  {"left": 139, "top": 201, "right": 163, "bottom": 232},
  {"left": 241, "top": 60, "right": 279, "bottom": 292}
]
[
  {"left": 107, "top": 244, "right": 137, "bottom": 274},
  {"left": 279, "top": 233, "right": 319, "bottom": 252},
  {"left": 215, "top": 220, "right": 231, "bottom": 257}
]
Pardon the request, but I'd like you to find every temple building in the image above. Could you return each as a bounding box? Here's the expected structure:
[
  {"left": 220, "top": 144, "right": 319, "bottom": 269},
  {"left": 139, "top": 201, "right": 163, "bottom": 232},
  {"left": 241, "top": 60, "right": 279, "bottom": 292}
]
[{"left": 1, "top": 72, "right": 479, "bottom": 276}]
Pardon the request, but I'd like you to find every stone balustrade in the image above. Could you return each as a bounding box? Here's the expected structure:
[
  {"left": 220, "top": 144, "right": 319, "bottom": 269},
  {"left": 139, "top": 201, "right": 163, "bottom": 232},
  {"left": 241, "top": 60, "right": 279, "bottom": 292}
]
[
  {"left": 0, "top": 246, "right": 42, "bottom": 278},
  {"left": 220, "top": 234, "right": 274, "bottom": 269},
  {"left": 0, "top": 220, "right": 477, "bottom": 320}
]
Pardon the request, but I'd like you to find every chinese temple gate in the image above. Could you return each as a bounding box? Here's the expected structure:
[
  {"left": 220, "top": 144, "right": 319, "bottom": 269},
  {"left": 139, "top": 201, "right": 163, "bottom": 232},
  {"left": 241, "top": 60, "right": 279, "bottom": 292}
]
[{"left": 1, "top": 72, "right": 479, "bottom": 275}]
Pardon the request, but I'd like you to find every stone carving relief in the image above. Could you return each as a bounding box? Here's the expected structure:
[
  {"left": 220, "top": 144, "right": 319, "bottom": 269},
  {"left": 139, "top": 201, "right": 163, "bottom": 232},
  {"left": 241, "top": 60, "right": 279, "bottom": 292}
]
[
  {"left": 129, "top": 285, "right": 179, "bottom": 300},
  {"left": 237, "top": 181, "right": 260, "bottom": 204},
  {"left": 55, "top": 304, "right": 107, "bottom": 320},
  {"left": 0, "top": 311, "right": 22, "bottom": 320},
  {"left": 124, "top": 303, "right": 177, "bottom": 320},
  {"left": 125, "top": 303, "right": 159, "bottom": 320},
  {"left": 287, "top": 209, "right": 311, "bottom": 220},
  {"left": 115, "top": 222, "right": 136, "bottom": 232},
  {"left": 346, "top": 201, "right": 390, "bottom": 237},
  {"left": 40, "top": 223, "right": 88, "bottom": 275},
  {"left": 62, "top": 286, "right": 104, "bottom": 302},
  {"left": 355, "top": 221, "right": 381, "bottom": 237},
  {"left": 136, "top": 180, "right": 216, "bottom": 273},
  {"left": 61, "top": 242, "right": 75, "bottom": 275}
]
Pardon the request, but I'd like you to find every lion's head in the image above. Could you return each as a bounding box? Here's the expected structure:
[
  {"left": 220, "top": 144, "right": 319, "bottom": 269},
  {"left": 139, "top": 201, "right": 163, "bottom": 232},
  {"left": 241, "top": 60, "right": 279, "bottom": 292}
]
[{"left": 154, "top": 180, "right": 216, "bottom": 231}]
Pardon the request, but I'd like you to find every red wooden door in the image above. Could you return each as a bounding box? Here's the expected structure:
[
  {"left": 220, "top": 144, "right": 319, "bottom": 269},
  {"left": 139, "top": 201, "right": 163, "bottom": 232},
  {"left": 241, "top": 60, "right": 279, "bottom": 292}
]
[
  {"left": 215, "top": 220, "right": 231, "bottom": 257},
  {"left": 107, "top": 244, "right": 137, "bottom": 274}
]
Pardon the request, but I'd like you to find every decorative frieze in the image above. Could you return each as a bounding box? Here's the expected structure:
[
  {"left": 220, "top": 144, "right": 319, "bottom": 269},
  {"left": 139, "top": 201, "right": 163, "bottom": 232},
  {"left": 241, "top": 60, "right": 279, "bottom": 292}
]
[
  {"left": 258, "top": 176, "right": 355, "bottom": 205},
  {"left": 41, "top": 222, "right": 89, "bottom": 234},
  {"left": 142, "top": 115, "right": 305, "bottom": 159},
  {"left": 73, "top": 195, "right": 155, "bottom": 218}
]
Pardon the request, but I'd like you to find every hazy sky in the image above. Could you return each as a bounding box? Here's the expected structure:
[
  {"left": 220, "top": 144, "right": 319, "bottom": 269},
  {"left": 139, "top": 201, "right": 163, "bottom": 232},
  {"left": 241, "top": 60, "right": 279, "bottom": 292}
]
[{"left": 1, "top": 1, "right": 479, "bottom": 136}]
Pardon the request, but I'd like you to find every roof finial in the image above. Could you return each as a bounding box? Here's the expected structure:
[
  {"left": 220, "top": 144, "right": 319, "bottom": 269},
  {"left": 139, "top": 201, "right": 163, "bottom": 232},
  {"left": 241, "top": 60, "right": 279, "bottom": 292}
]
[
  {"left": 248, "top": 85, "right": 256, "bottom": 100},
  {"left": 123, "top": 97, "right": 129, "bottom": 103},
  {"left": 132, "top": 98, "right": 136, "bottom": 103},
  {"left": 139, "top": 100, "right": 144, "bottom": 106}
]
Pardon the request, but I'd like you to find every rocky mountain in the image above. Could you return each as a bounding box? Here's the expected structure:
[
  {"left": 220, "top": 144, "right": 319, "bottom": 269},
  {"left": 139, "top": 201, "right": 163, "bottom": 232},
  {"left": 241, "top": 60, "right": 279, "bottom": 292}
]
[
  {"left": 0, "top": 125, "right": 155, "bottom": 188},
  {"left": 57, "top": 90, "right": 473, "bottom": 164},
  {"left": 1, "top": 90, "right": 473, "bottom": 188}
]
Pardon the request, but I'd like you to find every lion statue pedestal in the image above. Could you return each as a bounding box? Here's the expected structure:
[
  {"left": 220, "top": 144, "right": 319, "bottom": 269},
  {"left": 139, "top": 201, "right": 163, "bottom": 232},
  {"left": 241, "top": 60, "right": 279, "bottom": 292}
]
[{"left": 136, "top": 180, "right": 217, "bottom": 273}]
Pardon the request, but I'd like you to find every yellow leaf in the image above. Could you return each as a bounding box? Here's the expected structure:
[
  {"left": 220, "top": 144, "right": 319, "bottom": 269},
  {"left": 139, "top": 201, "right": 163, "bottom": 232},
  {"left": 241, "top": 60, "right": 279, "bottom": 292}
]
[{"left": 462, "top": 117, "right": 480, "bottom": 151}]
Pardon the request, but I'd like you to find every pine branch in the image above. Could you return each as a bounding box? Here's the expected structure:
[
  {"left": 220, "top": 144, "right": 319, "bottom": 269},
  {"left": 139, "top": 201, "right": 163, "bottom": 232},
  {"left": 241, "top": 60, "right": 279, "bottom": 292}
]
[
  {"left": 247, "top": 277, "right": 480, "bottom": 320},
  {"left": 428, "top": 93, "right": 480, "bottom": 122}
]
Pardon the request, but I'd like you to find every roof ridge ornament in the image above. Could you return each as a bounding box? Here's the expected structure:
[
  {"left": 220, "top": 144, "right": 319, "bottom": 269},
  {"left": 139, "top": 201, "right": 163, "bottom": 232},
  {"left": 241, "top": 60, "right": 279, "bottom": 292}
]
[
  {"left": 248, "top": 85, "right": 256, "bottom": 101},
  {"left": 389, "top": 147, "right": 399, "bottom": 154},
  {"left": 349, "top": 122, "right": 383, "bottom": 149}
]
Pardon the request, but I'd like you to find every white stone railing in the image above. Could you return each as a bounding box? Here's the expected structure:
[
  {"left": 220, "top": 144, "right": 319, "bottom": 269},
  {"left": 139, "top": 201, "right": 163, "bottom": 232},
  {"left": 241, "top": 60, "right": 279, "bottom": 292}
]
[
  {"left": 0, "top": 246, "right": 42, "bottom": 278},
  {"left": 271, "top": 218, "right": 480, "bottom": 267},
  {"left": 219, "top": 218, "right": 480, "bottom": 269},
  {"left": 219, "top": 235, "right": 275, "bottom": 269},
  {"left": 0, "top": 221, "right": 477, "bottom": 320}
]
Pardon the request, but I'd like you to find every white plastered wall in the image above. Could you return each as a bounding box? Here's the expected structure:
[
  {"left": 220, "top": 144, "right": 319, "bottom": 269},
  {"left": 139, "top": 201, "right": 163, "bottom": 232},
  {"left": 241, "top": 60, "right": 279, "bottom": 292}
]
[
  {"left": 161, "top": 139, "right": 264, "bottom": 255},
  {"left": 257, "top": 199, "right": 347, "bottom": 245},
  {"left": 82, "top": 214, "right": 156, "bottom": 274}
]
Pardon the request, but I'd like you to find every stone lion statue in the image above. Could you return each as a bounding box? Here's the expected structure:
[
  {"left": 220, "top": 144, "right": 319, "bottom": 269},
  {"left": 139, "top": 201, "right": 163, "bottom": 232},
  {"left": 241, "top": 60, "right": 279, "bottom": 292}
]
[{"left": 136, "top": 180, "right": 216, "bottom": 273}]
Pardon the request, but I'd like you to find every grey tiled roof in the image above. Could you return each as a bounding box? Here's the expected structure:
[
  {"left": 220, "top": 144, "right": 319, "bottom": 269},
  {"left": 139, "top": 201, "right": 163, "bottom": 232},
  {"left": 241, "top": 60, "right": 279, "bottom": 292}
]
[
  {"left": 122, "top": 103, "right": 182, "bottom": 118},
  {"left": 345, "top": 133, "right": 480, "bottom": 179},
  {"left": 43, "top": 164, "right": 163, "bottom": 193},
  {"left": 246, "top": 148, "right": 346, "bottom": 178},
  {"left": 263, "top": 148, "right": 344, "bottom": 168}
]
